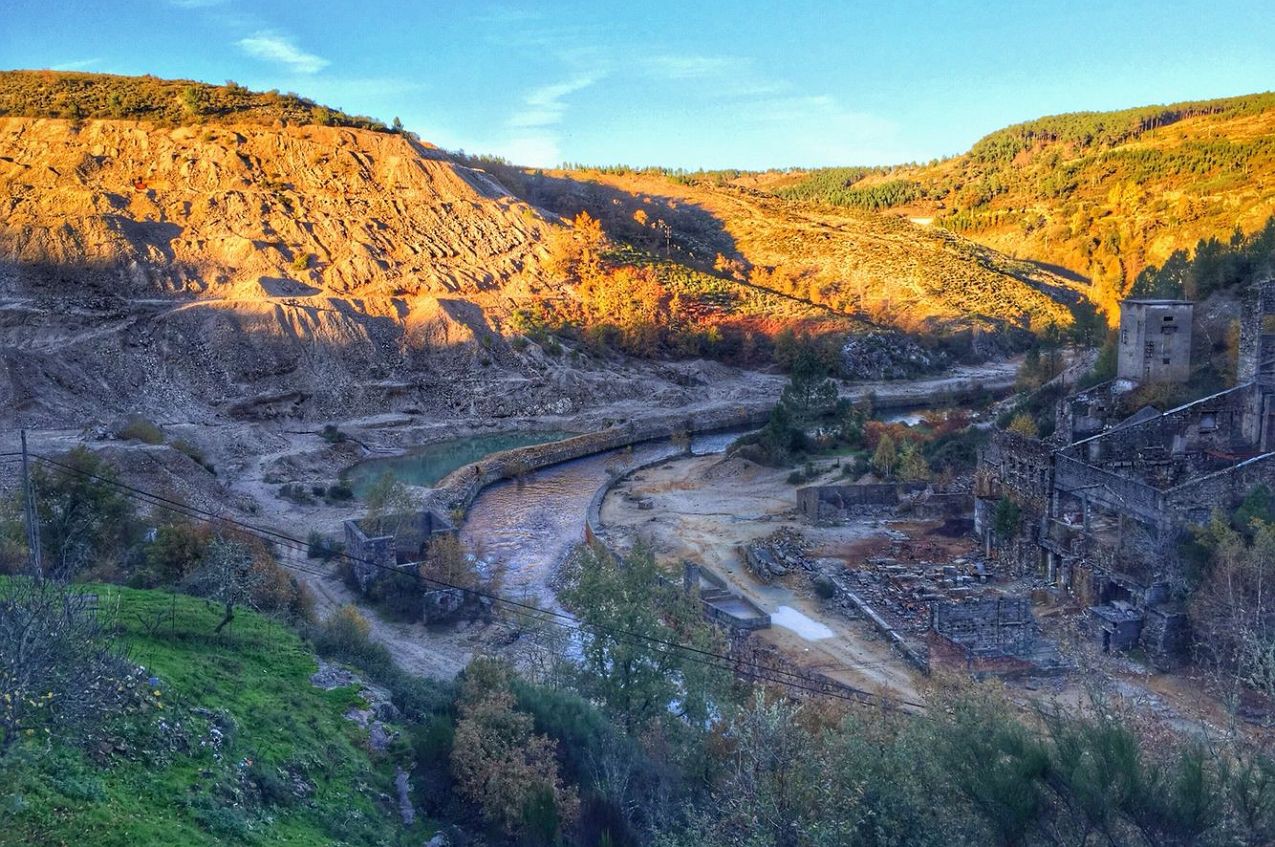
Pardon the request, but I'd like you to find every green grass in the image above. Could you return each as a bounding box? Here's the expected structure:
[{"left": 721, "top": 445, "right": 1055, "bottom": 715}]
[{"left": 0, "top": 587, "right": 427, "bottom": 846}]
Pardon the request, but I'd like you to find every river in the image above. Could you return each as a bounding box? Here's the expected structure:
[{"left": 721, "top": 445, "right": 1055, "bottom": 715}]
[{"left": 459, "top": 430, "right": 742, "bottom": 609}]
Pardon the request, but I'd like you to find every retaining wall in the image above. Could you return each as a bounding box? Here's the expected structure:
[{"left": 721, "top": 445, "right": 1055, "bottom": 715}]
[
  {"left": 583, "top": 451, "right": 772, "bottom": 632},
  {"left": 424, "top": 405, "right": 770, "bottom": 516}
]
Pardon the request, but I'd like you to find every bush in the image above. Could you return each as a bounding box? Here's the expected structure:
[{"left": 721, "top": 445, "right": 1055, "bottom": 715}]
[
  {"left": 326, "top": 482, "right": 354, "bottom": 502},
  {"left": 171, "top": 438, "right": 214, "bottom": 473},
  {"left": 115, "top": 414, "right": 164, "bottom": 445},
  {"left": 277, "top": 483, "right": 315, "bottom": 505},
  {"left": 309, "top": 606, "right": 452, "bottom": 720},
  {"left": 319, "top": 424, "right": 346, "bottom": 444},
  {"left": 306, "top": 530, "right": 342, "bottom": 561}
]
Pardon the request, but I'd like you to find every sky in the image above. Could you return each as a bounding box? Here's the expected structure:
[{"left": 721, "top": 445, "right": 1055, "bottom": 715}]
[{"left": 3, "top": 0, "right": 1274, "bottom": 170}]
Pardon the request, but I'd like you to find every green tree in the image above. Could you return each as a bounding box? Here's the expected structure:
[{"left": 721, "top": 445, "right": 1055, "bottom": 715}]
[
  {"left": 779, "top": 346, "right": 838, "bottom": 425},
  {"left": 30, "top": 447, "right": 139, "bottom": 578},
  {"left": 562, "top": 545, "right": 729, "bottom": 732},
  {"left": 993, "top": 497, "right": 1021, "bottom": 540},
  {"left": 363, "top": 472, "right": 417, "bottom": 536},
  {"left": 872, "top": 434, "right": 897, "bottom": 478},
  {"left": 451, "top": 658, "right": 578, "bottom": 840},
  {"left": 897, "top": 442, "right": 930, "bottom": 482}
]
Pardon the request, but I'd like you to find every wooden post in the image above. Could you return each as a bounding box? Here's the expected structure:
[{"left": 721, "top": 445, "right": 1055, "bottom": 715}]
[{"left": 20, "top": 430, "right": 42, "bottom": 580}]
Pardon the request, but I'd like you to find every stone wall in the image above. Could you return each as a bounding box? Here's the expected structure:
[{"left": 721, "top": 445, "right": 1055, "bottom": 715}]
[
  {"left": 795, "top": 483, "right": 921, "bottom": 523},
  {"left": 342, "top": 509, "right": 456, "bottom": 592},
  {"left": 931, "top": 596, "right": 1036, "bottom": 657},
  {"left": 424, "top": 405, "right": 770, "bottom": 517},
  {"left": 343, "top": 519, "right": 395, "bottom": 592}
]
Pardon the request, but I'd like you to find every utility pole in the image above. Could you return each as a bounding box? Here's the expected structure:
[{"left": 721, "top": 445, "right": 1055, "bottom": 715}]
[{"left": 20, "top": 429, "right": 43, "bottom": 580}]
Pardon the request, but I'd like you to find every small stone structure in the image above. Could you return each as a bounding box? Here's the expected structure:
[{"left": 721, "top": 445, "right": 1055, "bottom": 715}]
[
  {"left": 929, "top": 596, "right": 1065, "bottom": 675},
  {"left": 1117, "top": 298, "right": 1193, "bottom": 383},
  {"left": 343, "top": 508, "right": 456, "bottom": 592},
  {"left": 682, "top": 562, "right": 771, "bottom": 631},
  {"left": 796, "top": 483, "right": 922, "bottom": 523}
]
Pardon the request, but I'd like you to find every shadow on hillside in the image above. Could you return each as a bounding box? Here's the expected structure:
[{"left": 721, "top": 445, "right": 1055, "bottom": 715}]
[
  {"left": 1025, "top": 258, "right": 1091, "bottom": 286},
  {"left": 483, "top": 166, "right": 745, "bottom": 272}
]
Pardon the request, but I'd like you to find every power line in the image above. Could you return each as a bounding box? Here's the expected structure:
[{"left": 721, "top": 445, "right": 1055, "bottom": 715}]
[
  {"left": 18, "top": 451, "right": 926, "bottom": 710},
  {"left": 1, "top": 451, "right": 916, "bottom": 704}
]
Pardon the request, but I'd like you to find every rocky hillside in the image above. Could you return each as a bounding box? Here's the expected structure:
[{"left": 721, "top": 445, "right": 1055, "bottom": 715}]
[
  {"left": 0, "top": 118, "right": 549, "bottom": 297},
  {"left": 0, "top": 72, "right": 1087, "bottom": 426},
  {"left": 0, "top": 114, "right": 585, "bottom": 425},
  {"left": 759, "top": 92, "right": 1275, "bottom": 316}
]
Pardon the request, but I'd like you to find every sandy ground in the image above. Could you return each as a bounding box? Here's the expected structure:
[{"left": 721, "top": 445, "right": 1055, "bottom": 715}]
[{"left": 598, "top": 453, "right": 923, "bottom": 702}]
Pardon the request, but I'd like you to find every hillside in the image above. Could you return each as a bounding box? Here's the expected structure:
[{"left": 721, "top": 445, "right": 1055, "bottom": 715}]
[
  {"left": 489, "top": 164, "right": 1082, "bottom": 334},
  {"left": 0, "top": 586, "right": 432, "bottom": 846},
  {"left": 759, "top": 92, "right": 1275, "bottom": 315},
  {"left": 0, "top": 71, "right": 1088, "bottom": 426}
]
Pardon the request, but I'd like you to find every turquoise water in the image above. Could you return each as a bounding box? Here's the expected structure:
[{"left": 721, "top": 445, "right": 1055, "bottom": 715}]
[{"left": 345, "top": 431, "right": 571, "bottom": 496}]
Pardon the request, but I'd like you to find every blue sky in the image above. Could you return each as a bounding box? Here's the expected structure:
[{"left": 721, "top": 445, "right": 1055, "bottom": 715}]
[{"left": 3, "top": 0, "right": 1274, "bottom": 169}]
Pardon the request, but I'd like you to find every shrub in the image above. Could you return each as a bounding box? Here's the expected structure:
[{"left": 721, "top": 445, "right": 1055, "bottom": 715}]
[
  {"left": 326, "top": 482, "right": 354, "bottom": 502},
  {"left": 306, "top": 530, "right": 342, "bottom": 561},
  {"left": 320, "top": 424, "right": 346, "bottom": 444},
  {"left": 277, "top": 484, "right": 315, "bottom": 505},
  {"left": 115, "top": 414, "right": 164, "bottom": 445},
  {"left": 171, "top": 438, "right": 214, "bottom": 473}
]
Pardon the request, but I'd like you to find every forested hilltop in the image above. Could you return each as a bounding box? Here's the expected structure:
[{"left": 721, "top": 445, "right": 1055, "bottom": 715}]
[
  {"left": 742, "top": 92, "right": 1275, "bottom": 317},
  {"left": 0, "top": 70, "right": 392, "bottom": 131}
]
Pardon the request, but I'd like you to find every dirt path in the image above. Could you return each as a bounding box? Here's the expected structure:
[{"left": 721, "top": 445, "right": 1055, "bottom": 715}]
[{"left": 599, "top": 453, "right": 922, "bottom": 701}]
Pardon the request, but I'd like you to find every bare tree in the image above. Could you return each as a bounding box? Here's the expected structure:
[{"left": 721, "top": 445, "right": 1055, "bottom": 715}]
[{"left": 0, "top": 577, "right": 133, "bottom": 757}]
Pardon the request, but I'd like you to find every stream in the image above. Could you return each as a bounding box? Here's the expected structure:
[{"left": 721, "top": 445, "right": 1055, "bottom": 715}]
[{"left": 460, "top": 430, "right": 742, "bottom": 609}]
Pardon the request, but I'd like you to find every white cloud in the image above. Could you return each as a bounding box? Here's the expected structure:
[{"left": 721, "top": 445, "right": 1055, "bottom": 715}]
[
  {"left": 237, "top": 32, "right": 330, "bottom": 74},
  {"left": 646, "top": 55, "right": 736, "bottom": 80},
  {"left": 508, "top": 76, "right": 597, "bottom": 129},
  {"left": 50, "top": 58, "right": 101, "bottom": 71}
]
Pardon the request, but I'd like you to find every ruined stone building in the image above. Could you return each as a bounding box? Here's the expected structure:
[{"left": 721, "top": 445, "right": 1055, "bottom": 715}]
[
  {"left": 343, "top": 508, "right": 455, "bottom": 592},
  {"left": 977, "top": 285, "right": 1275, "bottom": 667},
  {"left": 1117, "top": 298, "right": 1194, "bottom": 383}
]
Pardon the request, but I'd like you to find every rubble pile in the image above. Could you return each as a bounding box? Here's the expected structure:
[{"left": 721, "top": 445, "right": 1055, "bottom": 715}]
[
  {"left": 842, "top": 554, "right": 993, "bottom": 633},
  {"left": 742, "top": 528, "right": 813, "bottom": 582}
]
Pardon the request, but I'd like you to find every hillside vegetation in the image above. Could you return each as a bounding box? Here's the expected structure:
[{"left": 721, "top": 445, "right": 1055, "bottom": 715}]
[
  {"left": 758, "top": 92, "right": 1275, "bottom": 317},
  {"left": 0, "top": 586, "right": 424, "bottom": 846},
  {"left": 481, "top": 162, "right": 1083, "bottom": 336},
  {"left": 0, "top": 70, "right": 391, "bottom": 131}
]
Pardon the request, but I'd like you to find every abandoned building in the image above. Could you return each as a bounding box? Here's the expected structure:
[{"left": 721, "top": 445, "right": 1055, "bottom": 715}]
[
  {"left": 797, "top": 482, "right": 971, "bottom": 524},
  {"left": 1117, "top": 298, "right": 1194, "bottom": 383},
  {"left": 977, "top": 283, "right": 1275, "bottom": 667},
  {"left": 343, "top": 508, "right": 456, "bottom": 592}
]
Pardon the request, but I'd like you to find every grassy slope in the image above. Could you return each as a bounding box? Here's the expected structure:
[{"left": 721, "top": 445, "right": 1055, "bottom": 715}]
[
  {"left": 757, "top": 92, "right": 1275, "bottom": 312},
  {"left": 0, "top": 587, "right": 421, "bottom": 847}
]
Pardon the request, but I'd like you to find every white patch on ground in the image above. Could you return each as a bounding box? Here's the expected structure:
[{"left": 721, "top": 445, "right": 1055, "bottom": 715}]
[{"left": 771, "top": 606, "right": 835, "bottom": 641}]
